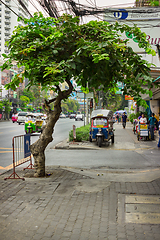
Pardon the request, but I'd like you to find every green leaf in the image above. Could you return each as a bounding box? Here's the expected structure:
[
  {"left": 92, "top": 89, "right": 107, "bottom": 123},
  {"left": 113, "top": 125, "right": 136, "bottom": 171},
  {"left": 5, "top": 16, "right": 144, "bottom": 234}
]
[
  {"left": 2, "top": 53, "right": 8, "bottom": 58},
  {"left": 149, "top": 90, "right": 153, "bottom": 98}
]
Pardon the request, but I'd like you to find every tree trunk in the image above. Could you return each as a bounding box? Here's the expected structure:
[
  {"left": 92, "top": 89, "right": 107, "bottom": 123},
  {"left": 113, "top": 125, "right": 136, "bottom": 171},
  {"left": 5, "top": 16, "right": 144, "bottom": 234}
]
[
  {"left": 30, "top": 79, "right": 73, "bottom": 177},
  {"left": 30, "top": 111, "right": 56, "bottom": 177}
]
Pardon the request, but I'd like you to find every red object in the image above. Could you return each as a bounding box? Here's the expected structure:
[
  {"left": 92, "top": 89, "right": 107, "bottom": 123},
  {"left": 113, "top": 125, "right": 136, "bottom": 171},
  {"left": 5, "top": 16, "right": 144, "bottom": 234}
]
[
  {"left": 90, "top": 99, "right": 93, "bottom": 108},
  {"left": 12, "top": 113, "right": 18, "bottom": 123}
]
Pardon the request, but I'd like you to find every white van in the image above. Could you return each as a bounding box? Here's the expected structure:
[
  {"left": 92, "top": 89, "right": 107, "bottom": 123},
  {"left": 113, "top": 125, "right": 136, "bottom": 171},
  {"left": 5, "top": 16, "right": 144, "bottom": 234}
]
[{"left": 17, "top": 112, "right": 28, "bottom": 125}]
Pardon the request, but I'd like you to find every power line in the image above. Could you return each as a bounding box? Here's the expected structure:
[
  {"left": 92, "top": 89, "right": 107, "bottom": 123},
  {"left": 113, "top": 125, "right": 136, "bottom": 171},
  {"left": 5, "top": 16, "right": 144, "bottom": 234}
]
[
  {"left": 28, "top": 0, "right": 39, "bottom": 12},
  {"left": 17, "top": 0, "right": 33, "bottom": 18},
  {"left": 0, "top": 0, "right": 24, "bottom": 21}
]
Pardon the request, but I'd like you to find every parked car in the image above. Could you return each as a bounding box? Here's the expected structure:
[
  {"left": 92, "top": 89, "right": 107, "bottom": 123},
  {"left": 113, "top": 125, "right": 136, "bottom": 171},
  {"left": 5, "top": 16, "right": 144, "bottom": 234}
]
[
  {"left": 12, "top": 113, "right": 18, "bottom": 123},
  {"left": 60, "top": 113, "right": 66, "bottom": 118},
  {"left": 75, "top": 114, "right": 84, "bottom": 121},
  {"left": 17, "top": 112, "right": 28, "bottom": 125},
  {"left": 70, "top": 114, "right": 76, "bottom": 119}
]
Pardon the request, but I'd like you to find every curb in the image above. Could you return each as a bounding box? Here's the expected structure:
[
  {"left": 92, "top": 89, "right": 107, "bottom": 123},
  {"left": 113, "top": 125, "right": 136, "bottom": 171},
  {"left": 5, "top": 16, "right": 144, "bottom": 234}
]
[{"left": 54, "top": 138, "right": 100, "bottom": 150}]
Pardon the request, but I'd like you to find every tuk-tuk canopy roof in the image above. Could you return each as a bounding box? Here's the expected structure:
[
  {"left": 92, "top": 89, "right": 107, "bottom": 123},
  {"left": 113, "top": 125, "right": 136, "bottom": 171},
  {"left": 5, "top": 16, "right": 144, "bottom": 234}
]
[{"left": 91, "top": 109, "right": 113, "bottom": 119}]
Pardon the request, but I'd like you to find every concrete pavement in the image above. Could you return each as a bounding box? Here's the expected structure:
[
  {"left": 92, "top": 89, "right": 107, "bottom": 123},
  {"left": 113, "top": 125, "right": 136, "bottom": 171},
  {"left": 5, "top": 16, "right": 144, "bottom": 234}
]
[{"left": 0, "top": 122, "right": 160, "bottom": 240}]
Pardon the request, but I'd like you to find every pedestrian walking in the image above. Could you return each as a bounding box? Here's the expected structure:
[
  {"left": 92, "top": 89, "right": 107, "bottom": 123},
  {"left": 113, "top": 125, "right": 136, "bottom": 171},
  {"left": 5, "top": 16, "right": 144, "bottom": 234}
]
[
  {"left": 122, "top": 112, "right": 127, "bottom": 129},
  {"left": 116, "top": 113, "right": 119, "bottom": 123},
  {"left": 148, "top": 113, "right": 157, "bottom": 140}
]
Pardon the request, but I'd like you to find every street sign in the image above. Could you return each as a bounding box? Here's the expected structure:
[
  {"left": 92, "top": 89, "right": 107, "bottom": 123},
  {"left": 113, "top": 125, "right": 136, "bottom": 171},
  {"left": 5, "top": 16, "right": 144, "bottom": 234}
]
[
  {"left": 24, "top": 134, "right": 31, "bottom": 158},
  {"left": 104, "top": 7, "right": 160, "bottom": 59}
]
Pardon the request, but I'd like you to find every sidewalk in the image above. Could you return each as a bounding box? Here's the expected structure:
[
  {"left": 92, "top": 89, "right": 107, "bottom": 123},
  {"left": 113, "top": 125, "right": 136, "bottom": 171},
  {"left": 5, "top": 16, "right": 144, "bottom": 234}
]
[
  {"left": 54, "top": 122, "right": 159, "bottom": 150},
  {"left": 0, "top": 122, "right": 160, "bottom": 240}
]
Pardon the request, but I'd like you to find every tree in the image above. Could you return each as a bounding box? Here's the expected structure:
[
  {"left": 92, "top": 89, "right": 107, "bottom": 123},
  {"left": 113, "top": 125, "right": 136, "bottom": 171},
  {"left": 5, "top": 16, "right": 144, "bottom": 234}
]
[
  {"left": 1, "top": 13, "right": 159, "bottom": 177},
  {"left": 19, "top": 95, "right": 30, "bottom": 110},
  {"left": 0, "top": 99, "right": 11, "bottom": 119},
  {"left": 19, "top": 88, "right": 35, "bottom": 103},
  {"left": 19, "top": 86, "right": 44, "bottom": 111},
  {"left": 62, "top": 99, "right": 80, "bottom": 113},
  {"left": 102, "top": 91, "right": 123, "bottom": 110}
]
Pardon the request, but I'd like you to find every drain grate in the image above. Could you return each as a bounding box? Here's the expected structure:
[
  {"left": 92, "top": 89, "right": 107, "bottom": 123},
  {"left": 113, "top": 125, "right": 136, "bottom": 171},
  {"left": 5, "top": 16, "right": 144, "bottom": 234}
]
[{"left": 118, "top": 194, "right": 160, "bottom": 224}]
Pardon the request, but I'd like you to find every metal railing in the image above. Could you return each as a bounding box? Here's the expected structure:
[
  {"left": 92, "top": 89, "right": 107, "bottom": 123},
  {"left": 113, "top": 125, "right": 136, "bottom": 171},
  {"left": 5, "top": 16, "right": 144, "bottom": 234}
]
[{"left": 4, "top": 134, "right": 34, "bottom": 180}]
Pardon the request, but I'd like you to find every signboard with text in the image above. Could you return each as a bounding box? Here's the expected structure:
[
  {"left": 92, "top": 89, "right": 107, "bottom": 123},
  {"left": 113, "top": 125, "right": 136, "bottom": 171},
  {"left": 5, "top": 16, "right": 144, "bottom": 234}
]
[
  {"left": 125, "top": 95, "right": 134, "bottom": 100},
  {"left": 104, "top": 8, "right": 160, "bottom": 54},
  {"left": 24, "top": 134, "right": 31, "bottom": 158}
]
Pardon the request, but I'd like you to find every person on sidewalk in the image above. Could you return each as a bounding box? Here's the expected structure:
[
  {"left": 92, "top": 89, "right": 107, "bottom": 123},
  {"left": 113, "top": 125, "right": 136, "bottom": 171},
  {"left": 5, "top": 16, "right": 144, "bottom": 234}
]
[
  {"left": 122, "top": 112, "right": 127, "bottom": 129},
  {"left": 148, "top": 113, "right": 157, "bottom": 140},
  {"left": 138, "top": 112, "right": 142, "bottom": 120},
  {"left": 116, "top": 113, "right": 119, "bottom": 123},
  {"left": 139, "top": 113, "right": 147, "bottom": 124}
]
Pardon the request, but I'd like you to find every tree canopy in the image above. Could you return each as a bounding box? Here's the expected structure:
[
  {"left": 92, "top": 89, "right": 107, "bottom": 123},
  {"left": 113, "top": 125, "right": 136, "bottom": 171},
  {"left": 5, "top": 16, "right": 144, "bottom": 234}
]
[
  {"left": 1, "top": 13, "right": 159, "bottom": 177},
  {"left": 61, "top": 99, "right": 80, "bottom": 113},
  {"left": 1, "top": 13, "right": 158, "bottom": 107}
]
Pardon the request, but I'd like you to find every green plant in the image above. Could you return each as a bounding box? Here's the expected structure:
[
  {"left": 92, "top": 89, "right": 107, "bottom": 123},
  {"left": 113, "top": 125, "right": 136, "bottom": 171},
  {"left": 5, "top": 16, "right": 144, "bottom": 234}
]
[
  {"left": 149, "top": 0, "right": 159, "bottom": 6},
  {"left": 129, "top": 113, "right": 136, "bottom": 123},
  {"left": 69, "top": 124, "right": 90, "bottom": 142}
]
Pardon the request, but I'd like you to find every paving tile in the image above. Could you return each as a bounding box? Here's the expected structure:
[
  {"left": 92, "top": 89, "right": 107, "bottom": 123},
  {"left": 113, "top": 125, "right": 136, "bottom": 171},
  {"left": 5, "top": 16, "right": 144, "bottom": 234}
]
[{"left": 1, "top": 167, "right": 160, "bottom": 240}]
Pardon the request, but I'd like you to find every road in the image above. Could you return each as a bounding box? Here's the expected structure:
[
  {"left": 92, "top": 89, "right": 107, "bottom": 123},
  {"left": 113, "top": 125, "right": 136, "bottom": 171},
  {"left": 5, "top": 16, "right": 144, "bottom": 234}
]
[
  {"left": 1, "top": 120, "right": 160, "bottom": 178},
  {"left": 0, "top": 118, "right": 84, "bottom": 170},
  {"left": 44, "top": 121, "right": 160, "bottom": 183}
]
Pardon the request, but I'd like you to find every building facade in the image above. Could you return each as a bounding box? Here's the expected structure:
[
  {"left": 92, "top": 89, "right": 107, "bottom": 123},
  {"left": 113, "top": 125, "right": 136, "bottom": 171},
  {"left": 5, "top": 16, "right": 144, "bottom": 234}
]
[
  {"left": 0, "top": 0, "right": 29, "bottom": 57},
  {"left": 104, "top": 6, "right": 160, "bottom": 118},
  {"left": 0, "top": 0, "right": 29, "bottom": 116}
]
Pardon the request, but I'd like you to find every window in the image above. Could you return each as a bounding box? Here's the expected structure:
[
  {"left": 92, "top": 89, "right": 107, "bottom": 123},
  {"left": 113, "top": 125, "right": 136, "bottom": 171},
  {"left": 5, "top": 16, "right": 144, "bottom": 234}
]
[{"left": 93, "top": 118, "right": 108, "bottom": 126}]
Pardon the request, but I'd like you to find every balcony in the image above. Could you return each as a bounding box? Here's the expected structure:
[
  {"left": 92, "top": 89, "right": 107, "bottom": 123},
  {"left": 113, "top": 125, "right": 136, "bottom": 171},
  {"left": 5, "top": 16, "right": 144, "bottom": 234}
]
[
  {"left": 5, "top": 21, "right": 11, "bottom": 26},
  {"left": 5, "top": 27, "right": 10, "bottom": 31},
  {"left": 5, "top": 38, "right": 9, "bottom": 43},
  {"left": 5, "top": 11, "right": 10, "bottom": 16},
  {"left": 5, "top": 33, "right": 10, "bottom": 37}
]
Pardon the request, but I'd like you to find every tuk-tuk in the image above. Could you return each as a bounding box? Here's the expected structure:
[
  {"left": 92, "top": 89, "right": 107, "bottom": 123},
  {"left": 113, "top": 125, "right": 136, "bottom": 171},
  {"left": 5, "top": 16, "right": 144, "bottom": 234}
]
[
  {"left": 89, "top": 109, "right": 114, "bottom": 147},
  {"left": 25, "top": 113, "right": 45, "bottom": 134}
]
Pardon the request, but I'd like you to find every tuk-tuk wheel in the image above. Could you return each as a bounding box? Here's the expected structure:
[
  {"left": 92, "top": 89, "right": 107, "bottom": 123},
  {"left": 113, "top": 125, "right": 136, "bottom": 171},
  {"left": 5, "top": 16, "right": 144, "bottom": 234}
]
[
  {"left": 137, "top": 134, "right": 139, "bottom": 141},
  {"left": 111, "top": 134, "right": 114, "bottom": 144},
  {"left": 27, "top": 128, "right": 33, "bottom": 134},
  {"left": 89, "top": 136, "right": 92, "bottom": 142},
  {"left": 98, "top": 137, "right": 102, "bottom": 147}
]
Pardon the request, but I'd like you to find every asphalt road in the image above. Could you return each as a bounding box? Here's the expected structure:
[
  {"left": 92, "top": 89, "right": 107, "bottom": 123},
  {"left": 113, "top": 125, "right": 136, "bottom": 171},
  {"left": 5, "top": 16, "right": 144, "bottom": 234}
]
[
  {"left": 0, "top": 118, "right": 84, "bottom": 170},
  {"left": 1, "top": 120, "right": 160, "bottom": 176}
]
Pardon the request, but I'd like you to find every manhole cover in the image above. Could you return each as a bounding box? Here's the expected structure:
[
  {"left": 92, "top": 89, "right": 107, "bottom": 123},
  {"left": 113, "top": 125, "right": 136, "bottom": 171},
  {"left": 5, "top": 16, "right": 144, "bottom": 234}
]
[{"left": 118, "top": 194, "right": 160, "bottom": 224}]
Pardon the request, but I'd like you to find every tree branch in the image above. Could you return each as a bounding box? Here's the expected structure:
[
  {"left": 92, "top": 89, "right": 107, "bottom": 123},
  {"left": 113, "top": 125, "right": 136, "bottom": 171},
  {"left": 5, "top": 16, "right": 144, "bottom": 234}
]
[
  {"left": 48, "top": 97, "right": 57, "bottom": 104},
  {"left": 56, "top": 85, "right": 61, "bottom": 92}
]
